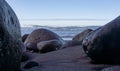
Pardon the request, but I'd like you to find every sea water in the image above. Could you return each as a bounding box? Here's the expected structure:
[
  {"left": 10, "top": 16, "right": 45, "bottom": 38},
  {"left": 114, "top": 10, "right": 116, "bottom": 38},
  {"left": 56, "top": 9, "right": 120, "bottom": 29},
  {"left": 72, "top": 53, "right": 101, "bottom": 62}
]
[{"left": 21, "top": 26, "right": 99, "bottom": 40}]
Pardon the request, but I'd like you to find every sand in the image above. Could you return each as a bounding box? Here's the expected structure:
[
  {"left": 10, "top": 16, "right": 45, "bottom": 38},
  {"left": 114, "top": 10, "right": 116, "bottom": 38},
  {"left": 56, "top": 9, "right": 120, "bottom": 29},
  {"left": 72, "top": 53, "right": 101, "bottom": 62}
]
[{"left": 21, "top": 46, "right": 115, "bottom": 71}]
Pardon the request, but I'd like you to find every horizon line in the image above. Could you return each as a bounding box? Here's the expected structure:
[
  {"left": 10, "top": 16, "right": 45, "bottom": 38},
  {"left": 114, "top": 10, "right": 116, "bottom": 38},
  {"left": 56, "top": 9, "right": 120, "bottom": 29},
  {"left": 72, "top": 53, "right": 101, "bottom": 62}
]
[
  {"left": 21, "top": 24, "right": 101, "bottom": 27},
  {"left": 19, "top": 18, "right": 109, "bottom": 21}
]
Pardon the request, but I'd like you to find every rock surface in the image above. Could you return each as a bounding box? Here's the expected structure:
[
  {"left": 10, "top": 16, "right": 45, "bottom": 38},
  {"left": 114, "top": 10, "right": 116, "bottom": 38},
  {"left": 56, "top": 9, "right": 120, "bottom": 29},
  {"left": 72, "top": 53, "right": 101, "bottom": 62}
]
[
  {"left": 82, "top": 27, "right": 102, "bottom": 54},
  {"left": 22, "top": 34, "right": 29, "bottom": 42},
  {"left": 37, "top": 40, "right": 63, "bottom": 53},
  {"left": 82, "top": 16, "right": 120, "bottom": 64},
  {"left": 0, "top": 0, "right": 23, "bottom": 71},
  {"left": 101, "top": 66, "right": 120, "bottom": 71},
  {"left": 61, "top": 40, "right": 82, "bottom": 48},
  {"left": 72, "top": 29, "right": 93, "bottom": 41}
]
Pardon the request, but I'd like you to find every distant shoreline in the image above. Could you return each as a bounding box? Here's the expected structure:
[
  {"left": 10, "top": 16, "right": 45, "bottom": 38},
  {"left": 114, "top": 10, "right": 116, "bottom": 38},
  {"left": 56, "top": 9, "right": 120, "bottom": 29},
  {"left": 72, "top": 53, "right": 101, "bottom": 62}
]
[{"left": 21, "top": 25, "right": 100, "bottom": 28}]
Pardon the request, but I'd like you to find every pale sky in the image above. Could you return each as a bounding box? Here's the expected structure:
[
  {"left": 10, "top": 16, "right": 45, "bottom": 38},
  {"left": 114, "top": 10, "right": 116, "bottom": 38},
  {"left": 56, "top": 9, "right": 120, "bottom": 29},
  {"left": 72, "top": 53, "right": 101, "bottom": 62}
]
[{"left": 6, "top": 0, "right": 120, "bottom": 27}]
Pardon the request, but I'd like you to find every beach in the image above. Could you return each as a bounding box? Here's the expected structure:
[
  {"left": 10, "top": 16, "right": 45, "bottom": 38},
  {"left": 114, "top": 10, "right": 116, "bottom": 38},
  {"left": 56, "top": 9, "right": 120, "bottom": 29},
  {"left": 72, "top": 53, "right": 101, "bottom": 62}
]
[
  {"left": 1, "top": 0, "right": 120, "bottom": 71},
  {"left": 21, "top": 45, "right": 112, "bottom": 71},
  {"left": 21, "top": 26, "right": 112, "bottom": 71}
]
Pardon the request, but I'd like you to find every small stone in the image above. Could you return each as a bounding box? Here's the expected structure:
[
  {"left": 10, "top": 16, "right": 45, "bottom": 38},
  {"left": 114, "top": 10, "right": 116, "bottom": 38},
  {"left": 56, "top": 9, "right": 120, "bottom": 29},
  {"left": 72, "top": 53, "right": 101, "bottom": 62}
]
[{"left": 24, "top": 61, "right": 39, "bottom": 69}]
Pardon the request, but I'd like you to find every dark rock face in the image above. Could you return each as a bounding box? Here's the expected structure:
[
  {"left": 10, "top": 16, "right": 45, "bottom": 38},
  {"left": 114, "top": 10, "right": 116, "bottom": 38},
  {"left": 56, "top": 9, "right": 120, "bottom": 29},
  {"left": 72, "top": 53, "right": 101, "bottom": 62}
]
[
  {"left": 0, "top": 0, "right": 22, "bottom": 71},
  {"left": 82, "top": 16, "right": 120, "bottom": 64},
  {"left": 82, "top": 27, "right": 102, "bottom": 54},
  {"left": 22, "top": 34, "right": 29, "bottom": 42},
  {"left": 26, "top": 42, "right": 38, "bottom": 52},
  {"left": 73, "top": 29, "right": 93, "bottom": 41},
  {"left": 24, "top": 28, "right": 64, "bottom": 52}
]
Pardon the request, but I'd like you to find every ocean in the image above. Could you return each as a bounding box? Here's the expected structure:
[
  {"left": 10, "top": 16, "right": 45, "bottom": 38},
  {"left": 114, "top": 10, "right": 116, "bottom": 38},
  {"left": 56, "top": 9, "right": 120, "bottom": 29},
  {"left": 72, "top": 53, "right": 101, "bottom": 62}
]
[{"left": 21, "top": 26, "right": 99, "bottom": 40}]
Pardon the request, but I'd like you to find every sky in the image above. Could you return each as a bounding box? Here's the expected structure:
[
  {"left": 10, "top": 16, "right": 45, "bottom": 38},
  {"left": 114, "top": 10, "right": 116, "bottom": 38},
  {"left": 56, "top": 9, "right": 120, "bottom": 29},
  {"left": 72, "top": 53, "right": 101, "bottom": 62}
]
[{"left": 6, "top": 0, "right": 120, "bottom": 27}]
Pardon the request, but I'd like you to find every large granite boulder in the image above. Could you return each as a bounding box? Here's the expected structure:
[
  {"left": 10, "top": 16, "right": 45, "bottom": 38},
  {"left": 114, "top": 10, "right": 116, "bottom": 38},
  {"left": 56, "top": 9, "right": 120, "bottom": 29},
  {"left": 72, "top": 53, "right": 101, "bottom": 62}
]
[
  {"left": 0, "top": 0, "right": 23, "bottom": 71},
  {"left": 24, "top": 28, "right": 64, "bottom": 52},
  {"left": 82, "top": 16, "right": 120, "bottom": 64}
]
